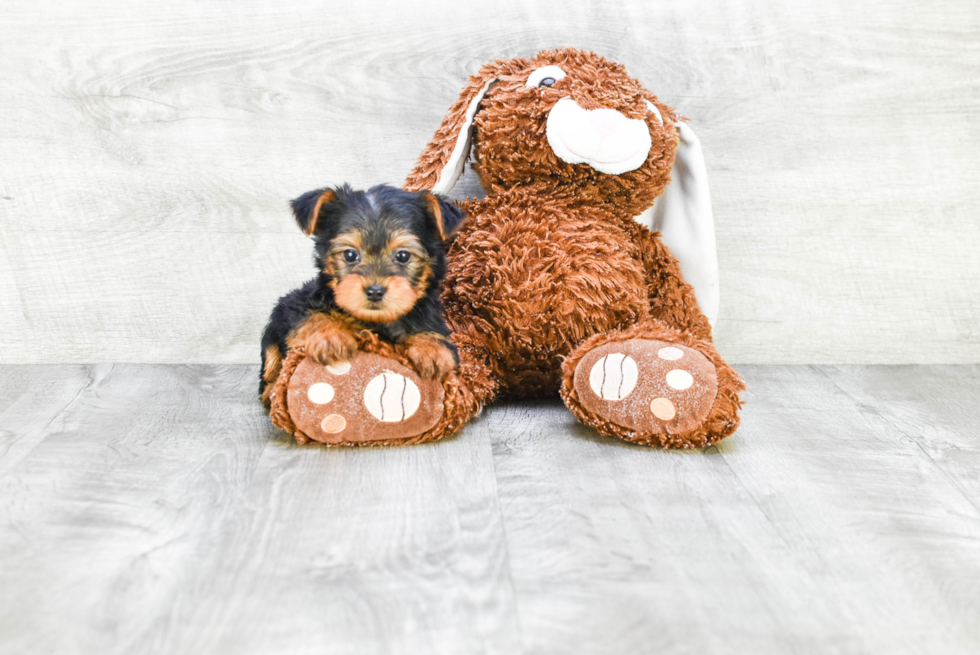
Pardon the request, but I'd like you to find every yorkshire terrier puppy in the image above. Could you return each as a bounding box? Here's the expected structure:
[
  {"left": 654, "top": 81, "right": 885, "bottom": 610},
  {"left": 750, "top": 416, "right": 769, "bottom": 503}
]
[{"left": 259, "top": 184, "right": 464, "bottom": 405}]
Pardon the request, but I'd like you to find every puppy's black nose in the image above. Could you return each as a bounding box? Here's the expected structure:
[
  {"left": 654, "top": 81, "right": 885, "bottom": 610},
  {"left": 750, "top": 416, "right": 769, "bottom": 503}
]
[{"left": 365, "top": 284, "right": 386, "bottom": 302}]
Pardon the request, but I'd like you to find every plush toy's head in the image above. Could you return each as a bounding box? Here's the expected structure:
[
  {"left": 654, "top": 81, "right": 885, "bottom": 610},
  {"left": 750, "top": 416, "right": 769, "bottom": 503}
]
[
  {"left": 409, "top": 48, "right": 680, "bottom": 219},
  {"left": 407, "top": 47, "right": 721, "bottom": 326}
]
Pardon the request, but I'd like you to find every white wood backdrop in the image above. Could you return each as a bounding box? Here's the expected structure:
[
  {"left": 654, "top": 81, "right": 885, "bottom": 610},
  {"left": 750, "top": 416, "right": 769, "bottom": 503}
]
[{"left": 1, "top": 0, "right": 978, "bottom": 364}]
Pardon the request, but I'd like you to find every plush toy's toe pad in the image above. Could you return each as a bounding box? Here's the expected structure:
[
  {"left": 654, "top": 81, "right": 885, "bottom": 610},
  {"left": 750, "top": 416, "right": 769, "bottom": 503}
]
[
  {"left": 287, "top": 352, "right": 444, "bottom": 445},
  {"left": 573, "top": 339, "right": 718, "bottom": 435}
]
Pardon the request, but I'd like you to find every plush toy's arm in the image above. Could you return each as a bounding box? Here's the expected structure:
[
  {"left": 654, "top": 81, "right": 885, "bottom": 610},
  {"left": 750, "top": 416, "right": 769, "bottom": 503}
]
[{"left": 630, "top": 223, "right": 713, "bottom": 342}]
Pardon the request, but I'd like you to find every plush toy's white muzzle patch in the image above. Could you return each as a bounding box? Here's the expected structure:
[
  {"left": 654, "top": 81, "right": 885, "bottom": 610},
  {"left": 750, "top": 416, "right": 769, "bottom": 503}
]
[{"left": 545, "top": 97, "right": 652, "bottom": 175}]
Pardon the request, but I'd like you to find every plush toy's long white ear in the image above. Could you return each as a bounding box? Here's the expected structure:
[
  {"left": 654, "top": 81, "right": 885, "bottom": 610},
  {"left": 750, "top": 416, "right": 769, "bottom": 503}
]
[
  {"left": 432, "top": 78, "right": 495, "bottom": 194},
  {"left": 634, "top": 122, "right": 719, "bottom": 327},
  {"left": 405, "top": 72, "right": 498, "bottom": 194}
]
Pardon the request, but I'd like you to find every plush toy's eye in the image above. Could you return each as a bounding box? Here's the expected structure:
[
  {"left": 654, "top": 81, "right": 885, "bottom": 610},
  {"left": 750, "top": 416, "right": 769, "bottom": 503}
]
[
  {"left": 394, "top": 250, "right": 412, "bottom": 264},
  {"left": 644, "top": 100, "right": 664, "bottom": 126},
  {"left": 343, "top": 249, "right": 360, "bottom": 263},
  {"left": 526, "top": 65, "right": 567, "bottom": 89}
]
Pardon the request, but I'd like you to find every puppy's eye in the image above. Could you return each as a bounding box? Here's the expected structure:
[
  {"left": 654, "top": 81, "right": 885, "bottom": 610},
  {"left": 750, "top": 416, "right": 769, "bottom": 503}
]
[
  {"left": 526, "top": 65, "right": 567, "bottom": 89},
  {"left": 343, "top": 249, "right": 360, "bottom": 263},
  {"left": 394, "top": 250, "right": 412, "bottom": 264}
]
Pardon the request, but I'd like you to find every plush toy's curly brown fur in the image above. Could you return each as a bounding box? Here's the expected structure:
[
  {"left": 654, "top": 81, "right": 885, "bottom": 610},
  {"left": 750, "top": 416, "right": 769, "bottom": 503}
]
[{"left": 400, "top": 48, "right": 744, "bottom": 448}]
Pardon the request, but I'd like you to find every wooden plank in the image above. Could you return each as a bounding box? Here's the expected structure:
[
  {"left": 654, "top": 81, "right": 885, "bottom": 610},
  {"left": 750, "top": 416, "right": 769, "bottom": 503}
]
[
  {"left": 0, "top": 364, "right": 271, "bottom": 654},
  {"left": 0, "top": 365, "right": 98, "bottom": 477},
  {"left": 717, "top": 366, "right": 980, "bottom": 653},
  {"left": 0, "top": 364, "right": 519, "bottom": 655},
  {"left": 486, "top": 366, "right": 980, "bottom": 654},
  {"left": 1, "top": 0, "right": 979, "bottom": 364},
  {"left": 157, "top": 421, "right": 519, "bottom": 655},
  {"left": 820, "top": 365, "right": 980, "bottom": 513},
  {"left": 482, "top": 399, "right": 826, "bottom": 654}
]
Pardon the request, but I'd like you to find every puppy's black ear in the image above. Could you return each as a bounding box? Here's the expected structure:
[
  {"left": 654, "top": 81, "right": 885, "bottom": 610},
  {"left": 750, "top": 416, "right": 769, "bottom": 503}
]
[
  {"left": 419, "top": 191, "right": 465, "bottom": 241},
  {"left": 291, "top": 188, "right": 338, "bottom": 236}
]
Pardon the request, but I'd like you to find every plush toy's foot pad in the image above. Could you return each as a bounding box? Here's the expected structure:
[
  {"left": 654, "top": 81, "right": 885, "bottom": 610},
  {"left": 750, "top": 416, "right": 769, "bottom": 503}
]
[
  {"left": 286, "top": 352, "right": 444, "bottom": 445},
  {"left": 573, "top": 339, "right": 718, "bottom": 436}
]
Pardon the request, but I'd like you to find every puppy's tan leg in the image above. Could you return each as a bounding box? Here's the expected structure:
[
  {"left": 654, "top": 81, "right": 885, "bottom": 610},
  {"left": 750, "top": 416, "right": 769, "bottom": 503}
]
[
  {"left": 286, "top": 311, "right": 360, "bottom": 366},
  {"left": 400, "top": 333, "right": 457, "bottom": 381},
  {"left": 260, "top": 344, "right": 284, "bottom": 410},
  {"left": 262, "top": 344, "right": 283, "bottom": 383}
]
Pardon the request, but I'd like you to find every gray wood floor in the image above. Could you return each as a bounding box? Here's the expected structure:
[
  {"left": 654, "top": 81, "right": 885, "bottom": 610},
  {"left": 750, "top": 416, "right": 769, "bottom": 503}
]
[{"left": 0, "top": 365, "right": 978, "bottom": 655}]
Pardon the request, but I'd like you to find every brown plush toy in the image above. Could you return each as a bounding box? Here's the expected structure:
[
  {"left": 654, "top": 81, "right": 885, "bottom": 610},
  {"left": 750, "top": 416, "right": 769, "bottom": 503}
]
[{"left": 270, "top": 47, "right": 744, "bottom": 448}]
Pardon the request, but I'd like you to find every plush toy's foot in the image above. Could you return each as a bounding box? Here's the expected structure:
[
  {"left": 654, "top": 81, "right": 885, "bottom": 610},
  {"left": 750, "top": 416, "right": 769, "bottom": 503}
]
[
  {"left": 562, "top": 327, "right": 743, "bottom": 449},
  {"left": 284, "top": 352, "right": 445, "bottom": 445},
  {"left": 572, "top": 337, "right": 717, "bottom": 432},
  {"left": 266, "top": 342, "right": 476, "bottom": 447}
]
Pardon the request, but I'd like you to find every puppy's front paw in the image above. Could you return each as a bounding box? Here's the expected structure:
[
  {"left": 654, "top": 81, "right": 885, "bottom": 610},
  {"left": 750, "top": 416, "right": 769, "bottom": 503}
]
[
  {"left": 306, "top": 331, "right": 358, "bottom": 366},
  {"left": 402, "top": 334, "right": 457, "bottom": 381},
  {"left": 287, "top": 312, "right": 358, "bottom": 366}
]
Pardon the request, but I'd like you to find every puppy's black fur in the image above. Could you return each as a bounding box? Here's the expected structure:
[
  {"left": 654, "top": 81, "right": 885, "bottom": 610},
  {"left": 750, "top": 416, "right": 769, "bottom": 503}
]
[{"left": 259, "top": 184, "right": 463, "bottom": 398}]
